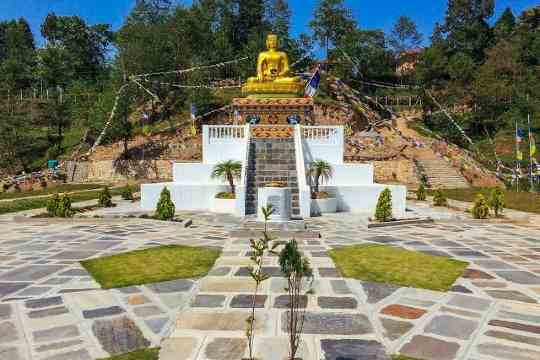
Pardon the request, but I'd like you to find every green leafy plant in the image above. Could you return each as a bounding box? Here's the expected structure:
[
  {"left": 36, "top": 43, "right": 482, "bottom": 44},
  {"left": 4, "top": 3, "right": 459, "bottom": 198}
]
[
  {"left": 121, "top": 185, "right": 134, "bottom": 201},
  {"left": 308, "top": 159, "right": 333, "bottom": 195},
  {"left": 417, "top": 184, "right": 427, "bottom": 201},
  {"left": 56, "top": 193, "right": 74, "bottom": 218},
  {"left": 211, "top": 160, "right": 242, "bottom": 195},
  {"left": 46, "top": 193, "right": 60, "bottom": 216},
  {"left": 98, "top": 186, "right": 114, "bottom": 207},
  {"left": 472, "top": 193, "right": 490, "bottom": 219},
  {"left": 215, "top": 192, "right": 235, "bottom": 199},
  {"left": 433, "top": 189, "right": 448, "bottom": 206},
  {"left": 246, "top": 205, "right": 279, "bottom": 360},
  {"left": 279, "top": 239, "right": 313, "bottom": 360},
  {"left": 155, "top": 187, "right": 175, "bottom": 221},
  {"left": 488, "top": 188, "right": 505, "bottom": 217},
  {"left": 374, "top": 188, "right": 393, "bottom": 222}
]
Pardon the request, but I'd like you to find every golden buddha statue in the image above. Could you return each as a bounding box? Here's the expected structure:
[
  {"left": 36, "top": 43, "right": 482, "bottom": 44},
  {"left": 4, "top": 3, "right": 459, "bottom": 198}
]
[{"left": 242, "top": 34, "right": 305, "bottom": 97}]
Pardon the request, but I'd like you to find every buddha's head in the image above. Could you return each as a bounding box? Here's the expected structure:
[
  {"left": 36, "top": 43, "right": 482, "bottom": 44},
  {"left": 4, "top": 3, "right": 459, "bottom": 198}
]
[{"left": 266, "top": 34, "right": 278, "bottom": 50}]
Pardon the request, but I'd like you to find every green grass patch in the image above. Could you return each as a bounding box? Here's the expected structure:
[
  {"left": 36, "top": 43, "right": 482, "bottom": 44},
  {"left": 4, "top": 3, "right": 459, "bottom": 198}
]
[
  {"left": 0, "top": 186, "right": 138, "bottom": 215},
  {"left": 329, "top": 244, "right": 468, "bottom": 292},
  {"left": 0, "top": 183, "right": 105, "bottom": 200},
  {"left": 430, "top": 188, "right": 540, "bottom": 215},
  {"left": 81, "top": 245, "right": 220, "bottom": 289},
  {"left": 98, "top": 348, "right": 159, "bottom": 360}
]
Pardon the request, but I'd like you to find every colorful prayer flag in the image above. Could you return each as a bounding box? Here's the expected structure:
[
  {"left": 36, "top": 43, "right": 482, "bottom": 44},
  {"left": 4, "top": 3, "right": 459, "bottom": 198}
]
[{"left": 304, "top": 66, "right": 321, "bottom": 98}]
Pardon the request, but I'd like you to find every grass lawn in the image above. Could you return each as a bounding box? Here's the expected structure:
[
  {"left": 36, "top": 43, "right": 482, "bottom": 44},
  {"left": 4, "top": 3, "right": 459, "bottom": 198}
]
[
  {"left": 98, "top": 348, "right": 159, "bottom": 360},
  {"left": 329, "top": 244, "right": 468, "bottom": 292},
  {"left": 432, "top": 188, "right": 540, "bottom": 215},
  {"left": 81, "top": 245, "right": 220, "bottom": 289},
  {"left": 0, "top": 186, "right": 136, "bottom": 215},
  {"left": 392, "top": 355, "right": 423, "bottom": 360},
  {"left": 0, "top": 183, "right": 105, "bottom": 200}
]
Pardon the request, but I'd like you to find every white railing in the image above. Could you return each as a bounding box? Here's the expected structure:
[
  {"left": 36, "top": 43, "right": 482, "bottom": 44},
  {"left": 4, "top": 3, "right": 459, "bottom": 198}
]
[
  {"left": 301, "top": 126, "right": 344, "bottom": 165},
  {"left": 240, "top": 124, "right": 251, "bottom": 187},
  {"left": 206, "top": 125, "right": 246, "bottom": 143},
  {"left": 295, "top": 125, "right": 312, "bottom": 218},
  {"left": 302, "top": 126, "right": 341, "bottom": 145},
  {"left": 236, "top": 124, "right": 251, "bottom": 217}
]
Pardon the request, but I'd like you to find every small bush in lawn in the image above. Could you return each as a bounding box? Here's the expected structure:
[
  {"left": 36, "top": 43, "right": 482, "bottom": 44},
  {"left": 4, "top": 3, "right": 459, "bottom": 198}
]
[
  {"left": 374, "top": 188, "right": 393, "bottom": 222},
  {"left": 121, "top": 185, "right": 134, "bottom": 200},
  {"left": 46, "top": 193, "right": 60, "bottom": 216},
  {"left": 155, "top": 187, "right": 175, "bottom": 220},
  {"left": 472, "top": 194, "right": 490, "bottom": 219},
  {"left": 433, "top": 190, "right": 448, "bottom": 206},
  {"left": 98, "top": 186, "right": 114, "bottom": 207},
  {"left": 56, "top": 193, "right": 74, "bottom": 218},
  {"left": 488, "top": 188, "right": 505, "bottom": 217},
  {"left": 417, "top": 184, "right": 427, "bottom": 201}
]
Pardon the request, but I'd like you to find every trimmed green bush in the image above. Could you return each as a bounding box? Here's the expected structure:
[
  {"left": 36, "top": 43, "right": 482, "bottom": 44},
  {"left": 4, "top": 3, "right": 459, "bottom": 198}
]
[
  {"left": 121, "top": 185, "right": 134, "bottom": 201},
  {"left": 98, "top": 186, "right": 114, "bottom": 207},
  {"left": 46, "top": 193, "right": 60, "bottom": 216},
  {"left": 472, "top": 194, "right": 490, "bottom": 219},
  {"left": 155, "top": 187, "right": 175, "bottom": 220},
  {"left": 56, "top": 193, "right": 74, "bottom": 218},
  {"left": 417, "top": 184, "right": 427, "bottom": 201},
  {"left": 433, "top": 190, "right": 448, "bottom": 207},
  {"left": 488, "top": 188, "right": 505, "bottom": 217},
  {"left": 374, "top": 188, "right": 393, "bottom": 222}
]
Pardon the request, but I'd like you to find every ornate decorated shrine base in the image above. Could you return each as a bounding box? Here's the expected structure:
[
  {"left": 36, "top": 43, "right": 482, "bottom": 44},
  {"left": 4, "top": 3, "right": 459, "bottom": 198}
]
[{"left": 232, "top": 97, "right": 314, "bottom": 125}]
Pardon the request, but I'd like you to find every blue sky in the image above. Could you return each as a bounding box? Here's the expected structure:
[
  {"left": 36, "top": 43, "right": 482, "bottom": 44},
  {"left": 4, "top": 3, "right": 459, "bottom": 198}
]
[{"left": 0, "top": 0, "right": 537, "bottom": 48}]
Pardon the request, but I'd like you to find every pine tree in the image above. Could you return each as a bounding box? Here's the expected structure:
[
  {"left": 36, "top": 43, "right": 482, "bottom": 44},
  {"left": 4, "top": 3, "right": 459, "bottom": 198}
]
[
  {"left": 472, "top": 194, "right": 490, "bottom": 219},
  {"left": 389, "top": 16, "right": 423, "bottom": 53},
  {"left": 98, "top": 186, "right": 114, "bottom": 208},
  {"left": 155, "top": 187, "right": 175, "bottom": 220},
  {"left": 494, "top": 7, "right": 516, "bottom": 38},
  {"left": 374, "top": 188, "right": 393, "bottom": 222},
  {"left": 310, "top": 0, "right": 356, "bottom": 58}
]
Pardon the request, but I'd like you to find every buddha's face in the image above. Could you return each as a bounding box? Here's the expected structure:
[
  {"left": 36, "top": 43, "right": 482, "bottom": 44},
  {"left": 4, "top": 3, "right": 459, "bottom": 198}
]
[{"left": 266, "top": 35, "right": 278, "bottom": 50}]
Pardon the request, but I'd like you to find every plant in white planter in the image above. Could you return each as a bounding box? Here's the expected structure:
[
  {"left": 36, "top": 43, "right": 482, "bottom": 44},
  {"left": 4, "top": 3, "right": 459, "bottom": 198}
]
[
  {"left": 211, "top": 160, "right": 242, "bottom": 198},
  {"left": 308, "top": 160, "right": 337, "bottom": 214}
]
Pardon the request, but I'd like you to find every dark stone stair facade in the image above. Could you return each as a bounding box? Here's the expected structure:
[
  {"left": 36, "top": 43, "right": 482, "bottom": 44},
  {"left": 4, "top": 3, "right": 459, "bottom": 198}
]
[{"left": 245, "top": 138, "right": 301, "bottom": 218}]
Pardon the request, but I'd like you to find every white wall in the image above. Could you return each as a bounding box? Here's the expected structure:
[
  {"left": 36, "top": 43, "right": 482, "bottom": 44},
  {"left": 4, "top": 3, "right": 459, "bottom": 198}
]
[
  {"left": 327, "top": 164, "right": 374, "bottom": 186},
  {"left": 203, "top": 126, "right": 247, "bottom": 164},
  {"left": 141, "top": 183, "right": 229, "bottom": 212},
  {"left": 320, "top": 184, "right": 407, "bottom": 219},
  {"left": 173, "top": 163, "right": 226, "bottom": 185}
]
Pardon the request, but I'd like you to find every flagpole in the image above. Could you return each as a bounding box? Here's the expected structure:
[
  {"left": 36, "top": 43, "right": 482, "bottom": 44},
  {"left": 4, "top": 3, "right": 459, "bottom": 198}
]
[
  {"left": 516, "top": 119, "right": 519, "bottom": 192},
  {"left": 529, "top": 113, "right": 534, "bottom": 192}
]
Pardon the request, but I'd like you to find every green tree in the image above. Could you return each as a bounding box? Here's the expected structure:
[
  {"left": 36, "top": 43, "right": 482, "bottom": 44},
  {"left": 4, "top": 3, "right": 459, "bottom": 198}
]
[
  {"left": 155, "top": 187, "right": 175, "bottom": 220},
  {"left": 472, "top": 193, "right": 490, "bottom": 219},
  {"left": 488, "top": 188, "right": 505, "bottom": 217},
  {"left": 374, "top": 188, "right": 393, "bottom": 222},
  {"left": 98, "top": 186, "right": 114, "bottom": 207},
  {"left": 389, "top": 16, "right": 423, "bottom": 53},
  {"left": 310, "top": 0, "right": 356, "bottom": 57},
  {"left": 211, "top": 160, "right": 242, "bottom": 195},
  {"left": 308, "top": 160, "right": 333, "bottom": 195},
  {"left": 433, "top": 190, "right": 448, "bottom": 207},
  {"left": 0, "top": 19, "right": 36, "bottom": 89},
  {"left": 417, "top": 184, "right": 427, "bottom": 201},
  {"left": 494, "top": 7, "right": 516, "bottom": 38}
]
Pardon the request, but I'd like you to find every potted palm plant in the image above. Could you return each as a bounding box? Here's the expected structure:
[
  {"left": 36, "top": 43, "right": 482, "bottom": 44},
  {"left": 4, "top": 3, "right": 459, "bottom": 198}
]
[
  {"left": 308, "top": 159, "right": 337, "bottom": 215},
  {"left": 211, "top": 160, "right": 242, "bottom": 213}
]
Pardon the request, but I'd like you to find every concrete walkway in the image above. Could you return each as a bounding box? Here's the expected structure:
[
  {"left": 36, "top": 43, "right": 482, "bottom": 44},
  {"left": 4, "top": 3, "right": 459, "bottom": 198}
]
[{"left": 2, "top": 205, "right": 540, "bottom": 359}]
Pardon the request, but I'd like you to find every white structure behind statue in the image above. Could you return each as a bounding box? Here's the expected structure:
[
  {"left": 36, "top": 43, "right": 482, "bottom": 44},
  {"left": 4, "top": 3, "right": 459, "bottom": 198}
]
[{"left": 141, "top": 125, "right": 407, "bottom": 218}]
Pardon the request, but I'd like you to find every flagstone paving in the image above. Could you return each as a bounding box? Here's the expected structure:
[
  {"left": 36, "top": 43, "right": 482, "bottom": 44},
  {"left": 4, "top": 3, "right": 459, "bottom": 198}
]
[{"left": 1, "top": 206, "right": 540, "bottom": 359}]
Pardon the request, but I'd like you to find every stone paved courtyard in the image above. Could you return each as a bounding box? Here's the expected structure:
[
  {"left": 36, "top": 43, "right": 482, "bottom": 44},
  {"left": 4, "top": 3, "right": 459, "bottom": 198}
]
[{"left": 1, "top": 205, "right": 540, "bottom": 359}]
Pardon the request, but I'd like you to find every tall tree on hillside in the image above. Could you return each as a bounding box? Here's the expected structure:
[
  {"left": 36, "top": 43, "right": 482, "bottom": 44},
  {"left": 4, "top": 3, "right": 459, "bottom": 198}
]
[
  {"left": 0, "top": 19, "right": 36, "bottom": 89},
  {"left": 443, "top": 0, "right": 495, "bottom": 60},
  {"left": 430, "top": 22, "right": 445, "bottom": 46},
  {"left": 268, "top": 0, "right": 291, "bottom": 39},
  {"left": 494, "top": 7, "right": 516, "bottom": 38},
  {"left": 310, "top": 0, "right": 356, "bottom": 57},
  {"left": 389, "top": 16, "right": 423, "bottom": 53},
  {"left": 39, "top": 13, "right": 112, "bottom": 87}
]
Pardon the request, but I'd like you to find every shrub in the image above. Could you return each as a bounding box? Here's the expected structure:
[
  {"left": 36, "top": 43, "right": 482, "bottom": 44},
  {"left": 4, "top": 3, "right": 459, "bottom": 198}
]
[
  {"left": 46, "top": 193, "right": 60, "bottom": 216},
  {"left": 433, "top": 190, "right": 448, "bottom": 206},
  {"left": 155, "top": 187, "right": 175, "bottom": 220},
  {"left": 488, "top": 188, "right": 505, "bottom": 217},
  {"left": 374, "top": 188, "right": 393, "bottom": 222},
  {"left": 417, "top": 184, "right": 427, "bottom": 201},
  {"left": 56, "top": 193, "right": 74, "bottom": 218},
  {"left": 472, "top": 194, "right": 490, "bottom": 219},
  {"left": 98, "top": 186, "right": 114, "bottom": 207},
  {"left": 121, "top": 185, "right": 134, "bottom": 201}
]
